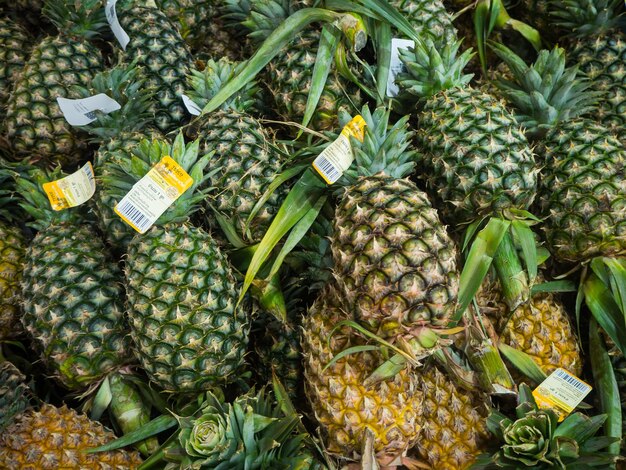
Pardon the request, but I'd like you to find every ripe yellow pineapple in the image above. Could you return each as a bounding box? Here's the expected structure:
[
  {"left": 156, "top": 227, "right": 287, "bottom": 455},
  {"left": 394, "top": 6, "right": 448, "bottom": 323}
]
[{"left": 0, "top": 404, "right": 143, "bottom": 469}]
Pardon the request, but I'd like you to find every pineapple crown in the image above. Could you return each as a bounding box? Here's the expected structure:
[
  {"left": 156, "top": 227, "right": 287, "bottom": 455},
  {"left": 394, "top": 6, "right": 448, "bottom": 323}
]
[
  {"left": 397, "top": 37, "right": 474, "bottom": 102},
  {"left": 80, "top": 63, "right": 157, "bottom": 140},
  {"left": 338, "top": 105, "right": 416, "bottom": 185},
  {"left": 11, "top": 165, "right": 85, "bottom": 231},
  {"left": 549, "top": 0, "right": 625, "bottom": 37},
  {"left": 103, "top": 133, "right": 214, "bottom": 227},
  {"left": 43, "top": 0, "right": 108, "bottom": 39},
  {"left": 491, "top": 43, "right": 601, "bottom": 136},
  {"left": 185, "top": 59, "right": 261, "bottom": 114},
  {"left": 242, "top": 0, "right": 316, "bottom": 42},
  {"left": 220, "top": 0, "right": 254, "bottom": 37}
]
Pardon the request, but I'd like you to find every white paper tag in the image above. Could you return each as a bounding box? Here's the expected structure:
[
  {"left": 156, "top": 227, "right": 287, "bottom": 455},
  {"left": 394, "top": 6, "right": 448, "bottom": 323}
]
[
  {"left": 106, "top": 0, "right": 130, "bottom": 50},
  {"left": 43, "top": 162, "right": 96, "bottom": 211},
  {"left": 57, "top": 94, "right": 121, "bottom": 126},
  {"left": 181, "top": 94, "right": 202, "bottom": 116},
  {"left": 386, "top": 38, "right": 413, "bottom": 98},
  {"left": 532, "top": 368, "right": 592, "bottom": 421},
  {"left": 114, "top": 156, "right": 193, "bottom": 234}
]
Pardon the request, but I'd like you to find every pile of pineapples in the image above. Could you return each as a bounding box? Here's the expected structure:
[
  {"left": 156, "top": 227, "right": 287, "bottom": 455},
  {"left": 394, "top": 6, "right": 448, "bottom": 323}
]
[{"left": 0, "top": 0, "right": 624, "bottom": 469}]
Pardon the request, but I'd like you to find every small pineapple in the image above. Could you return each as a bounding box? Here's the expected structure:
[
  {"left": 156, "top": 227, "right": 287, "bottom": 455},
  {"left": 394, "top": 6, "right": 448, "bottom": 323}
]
[
  {"left": 114, "top": 0, "right": 193, "bottom": 133},
  {"left": 104, "top": 134, "right": 249, "bottom": 392},
  {"left": 0, "top": 404, "right": 143, "bottom": 469},
  {"left": 13, "top": 166, "right": 132, "bottom": 390},
  {"left": 5, "top": 0, "right": 106, "bottom": 166}
]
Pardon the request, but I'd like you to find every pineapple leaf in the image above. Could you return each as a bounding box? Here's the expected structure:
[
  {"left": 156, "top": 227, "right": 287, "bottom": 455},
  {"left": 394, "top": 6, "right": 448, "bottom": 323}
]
[
  {"left": 511, "top": 219, "right": 538, "bottom": 285},
  {"left": 498, "top": 343, "right": 547, "bottom": 383},
  {"left": 530, "top": 280, "right": 577, "bottom": 295},
  {"left": 86, "top": 415, "right": 177, "bottom": 453},
  {"left": 90, "top": 376, "right": 112, "bottom": 421},
  {"left": 322, "top": 345, "right": 381, "bottom": 373}
]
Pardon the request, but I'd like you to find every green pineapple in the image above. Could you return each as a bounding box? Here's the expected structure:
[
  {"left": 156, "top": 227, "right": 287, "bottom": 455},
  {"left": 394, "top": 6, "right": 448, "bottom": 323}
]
[
  {"left": 80, "top": 64, "right": 161, "bottom": 254},
  {"left": 104, "top": 134, "right": 249, "bottom": 392},
  {"left": 550, "top": 0, "right": 626, "bottom": 134},
  {"left": 184, "top": 59, "right": 286, "bottom": 246},
  {"left": 13, "top": 166, "right": 132, "bottom": 390},
  {"left": 0, "top": 361, "right": 33, "bottom": 432},
  {"left": 114, "top": 0, "right": 193, "bottom": 133},
  {"left": 396, "top": 38, "right": 536, "bottom": 227},
  {"left": 156, "top": 0, "right": 215, "bottom": 50},
  {"left": 0, "top": 16, "right": 30, "bottom": 111},
  {"left": 391, "top": 0, "right": 457, "bottom": 45},
  {"left": 5, "top": 0, "right": 106, "bottom": 166}
]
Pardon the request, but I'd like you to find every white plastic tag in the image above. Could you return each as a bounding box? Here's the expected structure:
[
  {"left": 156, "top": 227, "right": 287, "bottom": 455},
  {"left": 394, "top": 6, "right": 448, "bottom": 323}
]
[
  {"left": 106, "top": 0, "right": 130, "bottom": 50},
  {"left": 533, "top": 368, "right": 592, "bottom": 421},
  {"left": 43, "top": 162, "right": 96, "bottom": 211},
  {"left": 386, "top": 38, "right": 413, "bottom": 98},
  {"left": 114, "top": 156, "right": 193, "bottom": 233},
  {"left": 57, "top": 94, "right": 121, "bottom": 126},
  {"left": 181, "top": 94, "right": 202, "bottom": 116}
]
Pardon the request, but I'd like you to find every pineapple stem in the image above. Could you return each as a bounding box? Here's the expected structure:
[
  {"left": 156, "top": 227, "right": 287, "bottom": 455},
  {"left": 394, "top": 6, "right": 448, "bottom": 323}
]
[{"left": 492, "top": 231, "right": 529, "bottom": 312}]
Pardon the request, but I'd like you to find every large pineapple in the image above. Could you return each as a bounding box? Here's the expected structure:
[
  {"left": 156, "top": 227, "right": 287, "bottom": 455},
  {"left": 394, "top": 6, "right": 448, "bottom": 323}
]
[
  {"left": 0, "top": 16, "right": 30, "bottom": 111},
  {"left": 0, "top": 404, "right": 142, "bottom": 469},
  {"left": 477, "top": 275, "right": 582, "bottom": 378},
  {"left": 302, "top": 283, "right": 423, "bottom": 463},
  {"left": 184, "top": 59, "right": 286, "bottom": 246},
  {"left": 331, "top": 107, "right": 459, "bottom": 340},
  {"left": 550, "top": 0, "right": 626, "bottom": 135},
  {"left": 104, "top": 134, "right": 249, "bottom": 392},
  {"left": 492, "top": 43, "right": 625, "bottom": 263},
  {"left": 396, "top": 38, "right": 536, "bottom": 227},
  {"left": 114, "top": 0, "right": 193, "bottom": 133},
  {"left": 13, "top": 166, "right": 132, "bottom": 390},
  {"left": 4, "top": 0, "right": 105, "bottom": 166}
]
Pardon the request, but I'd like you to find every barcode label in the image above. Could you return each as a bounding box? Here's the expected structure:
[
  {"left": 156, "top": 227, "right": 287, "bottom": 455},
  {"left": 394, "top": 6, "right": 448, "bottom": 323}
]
[
  {"left": 43, "top": 162, "right": 96, "bottom": 211},
  {"left": 114, "top": 156, "right": 193, "bottom": 234},
  {"left": 533, "top": 368, "right": 591, "bottom": 421},
  {"left": 386, "top": 38, "right": 413, "bottom": 97},
  {"left": 106, "top": 0, "right": 130, "bottom": 50},
  {"left": 57, "top": 94, "right": 121, "bottom": 126}
]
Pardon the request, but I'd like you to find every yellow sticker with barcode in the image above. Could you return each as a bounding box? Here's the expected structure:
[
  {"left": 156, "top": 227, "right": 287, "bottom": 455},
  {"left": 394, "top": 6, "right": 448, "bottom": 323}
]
[
  {"left": 532, "top": 368, "right": 592, "bottom": 421},
  {"left": 43, "top": 162, "right": 96, "bottom": 211},
  {"left": 313, "top": 115, "right": 366, "bottom": 184},
  {"left": 114, "top": 156, "right": 193, "bottom": 233}
]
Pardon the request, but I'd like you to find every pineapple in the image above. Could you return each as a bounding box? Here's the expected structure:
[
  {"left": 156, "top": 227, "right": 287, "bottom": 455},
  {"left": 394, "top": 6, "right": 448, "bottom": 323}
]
[
  {"left": 0, "top": 16, "right": 30, "bottom": 111},
  {"left": 103, "top": 134, "right": 249, "bottom": 392},
  {"left": 0, "top": 404, "right": 142, "bottom": 469},
  {"left": 477, "top": 275, "right": 582, "bottom": 379},
  {"left": 411, "top": 365, "right": 490, "bottom": 470},
  {"left": 391, "top": 0, "right": 457, "bottom": 45},
  {"left": 155, "top": 0, "right": 215, "bottom": 50},
  {"left": 197, "top": 17, "right": 246, "bottom": 61},
  {"left": 80, "top": 64, "right": 161, "bottom": 254},
  {"left": 301, "top": 283, "right": 423, "bottom": 463},
  {"left": 114, "top": 0, "right": 193, "bottom": 133},
  {"left": 331, "top": 107, "right": 459, "bottom": 340},
  {"left": 0, "top": 164, "right": 26, "bottom": 340},
  {"left": 0, "top": 361, "right": 32, "bottom": 432},
  {"left": 13, "top": 166, "right": 132, "bottom": 390},
  {"left": 4, "top": 0, "right": 105, "bottom": 166},
  {"left": 184, "top": 59, "right": 286, "bottom": 246},
  {"left": 491, "top": 43, "right": 624, "bottom": 263},
  {"left": 396, "top": 37, "right": 536, "bottom": 227},
  {"left": 550, "top": 0, "right": 626, "bottom": 135}
]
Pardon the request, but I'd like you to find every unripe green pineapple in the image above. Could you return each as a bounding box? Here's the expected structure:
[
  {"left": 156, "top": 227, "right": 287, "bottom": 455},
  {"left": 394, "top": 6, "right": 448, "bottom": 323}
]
[
  {"left": 13, "top": 166, "right": 132, "bottom": 390},
  {"left": 5, "top": 0, "right": 106, "bottom": 166},
  {"left": 184, "top": 59, "right": 286, "bottom": 246},
  {"left": 115, "top": 0, "right": 193, "bottom": 133},
  {"left": 391, "top": 0, "right": 457, "bottom": 45},
  {"left": 156, "top": 0, "right": 215, "bottom": 50},
  {"left": 104, "top": 134, "right": 249, "bottom": 392}
]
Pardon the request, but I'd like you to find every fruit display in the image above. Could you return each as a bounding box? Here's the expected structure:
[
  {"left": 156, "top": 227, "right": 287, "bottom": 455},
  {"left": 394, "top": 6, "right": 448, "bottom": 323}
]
[{"left": 0, "top": 0, "right": 624, "bottom": 469}]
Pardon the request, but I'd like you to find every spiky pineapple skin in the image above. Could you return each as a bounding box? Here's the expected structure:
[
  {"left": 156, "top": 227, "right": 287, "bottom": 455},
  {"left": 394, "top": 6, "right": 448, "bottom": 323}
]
[
  {"left": 332, "top": 175, "right": 459, "bottom": 339},
  {"left": 20, "top": 222, "right": 131, "bottom": 390},
  {"left": 0, "top": 404, "right": 142, "bottom": 469},
  {"left": 125, "top": 224, "right": 248, "bottom": 392},
  {"left": 0, "top": 361, "right": 32, "bottom": 432},
  {"left": 392, "top": 0, "right": 456, "bottom": 45},
  {"left": 0, "top": 17, "right": 30, "bottom": 109},
  {"left": 540, "top": 119, "right": 626, "bottom": 262},
  {"left": 198, "top": 109, "right": 285, "bottom": 244},
  {"left": 5, "top": 36, "right": 102, "bottom": 165},
  {"left": 117, "top": 3, "right": 192, "bottom": 132},
  {"left": 156, "top": 0, "right": 215, "bottom": 49},
  {"left": 302, "top": 286, "right": 422, "bottom": 459},
  {"left": 417, "top": 87, "right": 536, "bottom": 224},
  {"left": 0, "top": 222, "right": 25, "bottom": 340},
  {"left": 413, "top": 366, "right": 490, "bottom": 469}
]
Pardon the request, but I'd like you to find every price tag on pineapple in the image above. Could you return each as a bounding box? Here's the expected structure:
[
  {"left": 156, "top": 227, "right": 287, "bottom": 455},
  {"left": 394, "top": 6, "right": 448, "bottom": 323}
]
[
  {"left": 532, "top": 368, "right": 592, "bottom": 422},
  {"left": 312, "top": 115, "right": 366, "bottom": 184},
  {"left": 386, "top": 38, "right": 413, "bottom": 97},
  {"left": 114, "top": 156, "right": 193, "bottom": 234},
  {"left": 105, "top": 0, "right": 130, "bottom": 50},
  {"left": 57, "top": 94, "right": 121, "bottom": 126},
  {"left": 43, "top": 162, "right": 96, "bottom": 211}
]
